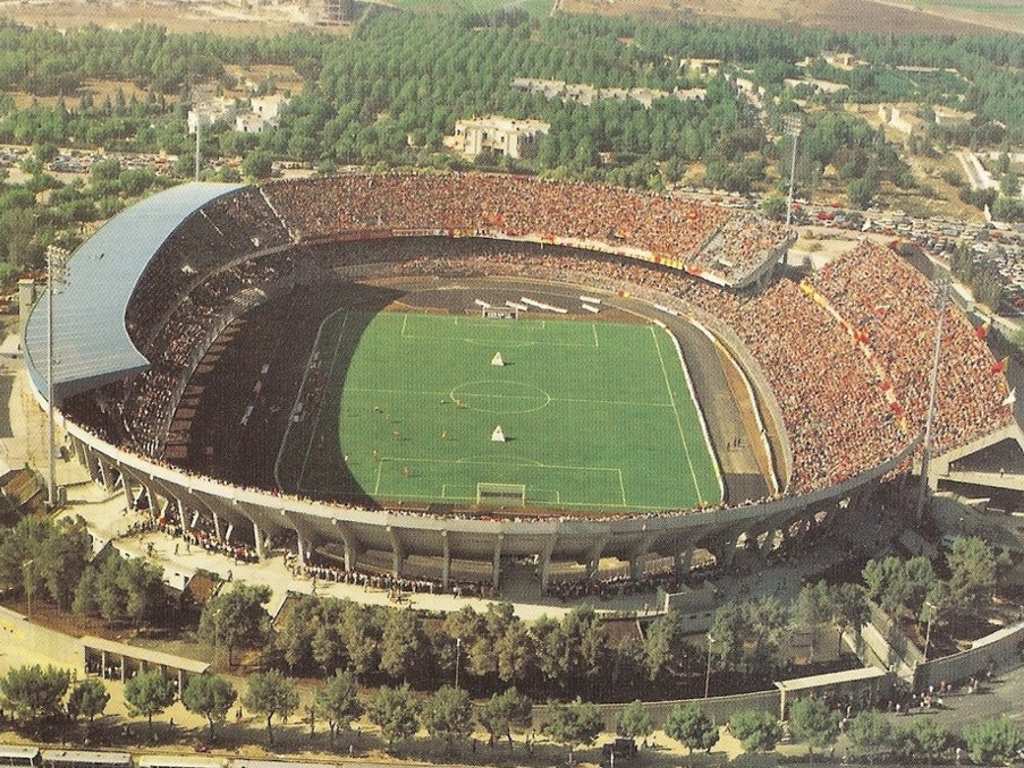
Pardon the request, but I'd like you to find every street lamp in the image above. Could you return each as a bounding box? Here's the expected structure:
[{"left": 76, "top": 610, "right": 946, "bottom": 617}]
[
  {"left": 704, "top": 632, "right": 714, "bottom": 699},
  {"left": 454, "top": 636, "right": 462, "bottom": 689},
  {"left": 783, "top": 115, "right": 803, "bottom": 228},
  {"left": 22, "top": 559, "right": 34, "bottom": 622},
  {"left": 45, "top": 245, "right": 70, "bottom": 510}
]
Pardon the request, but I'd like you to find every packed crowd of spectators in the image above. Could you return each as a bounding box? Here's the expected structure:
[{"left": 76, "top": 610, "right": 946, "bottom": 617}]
[
  {"left": 122, "top": 250, "right": 297, "bottom": 455},
  {"left": 813, "top": 242, "right": 1013, "bottom": 456},
  {"left": 261, "top": 172, "right": 791, "bottom": 286},
  {"left": 125, "top": 187, "right": 291, "bottom": 344},
  {"left": 67, "top": 180, "right": 1011, "bottom": 532}
]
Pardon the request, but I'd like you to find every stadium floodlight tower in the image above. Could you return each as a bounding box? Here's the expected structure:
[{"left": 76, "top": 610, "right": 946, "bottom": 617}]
[
  {"left": 45, "top": 245, "right": 70, "bottom": 509},
  {"left": 783, "top": 115, "right": 803, "bottom": 227},
  {"left": 915, "top": 278, "right": 950, "bottom": 523}
]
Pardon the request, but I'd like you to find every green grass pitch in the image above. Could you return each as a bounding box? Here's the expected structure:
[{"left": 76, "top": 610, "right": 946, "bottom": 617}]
[{"left": 283, "top": 310, "right": 723, "bottom": 513}]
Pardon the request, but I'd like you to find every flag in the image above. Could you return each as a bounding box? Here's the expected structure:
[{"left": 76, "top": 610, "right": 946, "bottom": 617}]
[
  {"left": 991, "top": 357, "right": 1008, "bottom": 374},
  {"left": 1003, "top": 389, "right": 1016, "bottom": 407},
  {"left": 975, "top": 321, "right": 990, "bottom": 340}
]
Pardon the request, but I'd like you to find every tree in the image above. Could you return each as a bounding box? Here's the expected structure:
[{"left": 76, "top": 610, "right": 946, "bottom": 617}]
[
  {"left": 421, "top": 685, "right": 473, "bottom": 753},
  {"left": 368, "top": 684, "right": 419, "bottom": 751},
  {"left": 901, "top": 718, "right": 951, "bottom": 763},
  {"left": 124, "top": 671, "right": 176, "bottom": 737},
  {"left": 846, "top": 710, "right": 893, "bottom": 763},
  {"left": 243, "top": 671, "right": 299, "bottom": 746},
  {"left": 760, "top": 194, "right": 787, "bottom": 221},
  {"left": 0, "top": 665, "right": 70, "bottom": 727},
  {"left": 198, "top": 584, "right": 272, "bottom": 666},
  {"left": 315, "top": 670, "right": 363, "bottom": 745},
  {"left": 1000, "top": 171, "right": 1020, "bottom": 198},
  {"left": 963, "top": 717, "right": 1024, "bottom": 765},
  {"left": 542, "top": 698, "right": 603, "bottom": 764},
  {"left": 66, "top": 678, "right": 109, "bottom": 729},
  {"left": 847, "top": 175, "right": 879, "bottom": 209},
  {"left": 379, "top": 608, "right": 424, "bottom": 682},
  {"left": 664, "top": 702, "right": 718, "bottom": 755},
  {"left": 830, "top": 583, "right": 869, "bottom": 655},
  {"left": 946, "top": 536, "right": 997, "bottom": 608},
  {"left": 644, "top": 609, "right": 694, "bottom": 682},
  {"left": 242, "top": 150, "right": 274, "bottom": 179},
  {"left": 745, "top": 596, "right": 789, "bottom": 675},
  {"left": 788, "top": 698, "right": 839, "bottom": 760},
  {"left": 794, "top": 581, "right": 832, "bottom": 662},
  {"left": 182, "top": 674, "right": 237, "bottom": 741},
  {"left": 478, "top": 688, "right": 532, "bottom": 751},
  {"left": 617, "top": 700, "right": 653, "bottom": 748},
  {"left": 728, "top": 709, "right": 782, "bottom": 753}
]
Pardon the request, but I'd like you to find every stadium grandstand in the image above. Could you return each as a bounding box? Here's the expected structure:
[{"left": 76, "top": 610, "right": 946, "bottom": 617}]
[{"left": 20, "top": 172, "right": 1020, "bottom": 594}]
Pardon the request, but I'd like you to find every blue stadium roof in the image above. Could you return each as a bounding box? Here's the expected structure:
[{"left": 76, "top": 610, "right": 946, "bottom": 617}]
[{"left": 24, "top": 182, "right": 243, "bottom": 404}]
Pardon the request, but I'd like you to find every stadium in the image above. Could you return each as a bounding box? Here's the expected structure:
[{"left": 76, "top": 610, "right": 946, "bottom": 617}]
[{"left": 21, "top": 172, "right": 1020, "bottom": 596}]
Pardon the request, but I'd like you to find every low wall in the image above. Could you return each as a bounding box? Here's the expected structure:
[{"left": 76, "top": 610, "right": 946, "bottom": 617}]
[
  {"left": 531, "top": 689, "right": 780, "bottom": 730},
  {"left": 913, "top": 621, "right": 1024, "bottom": 690}
]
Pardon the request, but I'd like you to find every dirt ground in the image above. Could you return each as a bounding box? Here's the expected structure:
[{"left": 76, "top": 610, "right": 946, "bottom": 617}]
[
  {"left": 561, "top": 0, "right": 1019, "bottom": 35},
  {"left": 0, "top": 0, "right": 350, "bottom": 37}
]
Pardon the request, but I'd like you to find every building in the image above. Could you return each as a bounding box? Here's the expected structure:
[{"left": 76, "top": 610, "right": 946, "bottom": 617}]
[
  {"left": 450, "top": 116, "right": 550, "bottom": 160},
  {"left": 322, "top": 0, "right": 355, "bottom": 23},
  {"left": 783, "top": 77, "right": 849, "bottom": 95},
  {"left": 934, "top": 106, "right": 974, "bottom": 128},
  {"left": 234, "top": 95, "right": 289, "bottom": 134},
  {"left": 187, "top": 97, "right": 237, "bottom": 136},
  {"left": 511, "top": 78, "right": 705, "bottom": 110},
  {"left": 879, "top": 104, "right": 924, "bottom": 137},
  {"left": 681, "top": 58, "right": 721, "bottom": 78}
]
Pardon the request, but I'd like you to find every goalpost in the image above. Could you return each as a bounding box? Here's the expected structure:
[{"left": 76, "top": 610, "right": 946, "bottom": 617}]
[{"left": 476, "top": 482, "right": 527, "bottom": 506}]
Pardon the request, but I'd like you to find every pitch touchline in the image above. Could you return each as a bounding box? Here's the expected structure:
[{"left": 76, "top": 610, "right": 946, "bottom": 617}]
[
  {"left": 344, "top": 386, "right": 673, "bottom": 409},
  {"left": 650, "top": 325, "right": 704, "bottom": 505},
  {"left": 297, "top": 311, "right": 350, "bottom": 491}
]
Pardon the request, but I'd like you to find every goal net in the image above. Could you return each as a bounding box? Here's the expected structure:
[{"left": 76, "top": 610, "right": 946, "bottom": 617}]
[
  {"left": 476, "top": 482, "right": 527, "bottom": 506},
  {"left": 481, "top": 306, "right": 518, "bottom": 320}
]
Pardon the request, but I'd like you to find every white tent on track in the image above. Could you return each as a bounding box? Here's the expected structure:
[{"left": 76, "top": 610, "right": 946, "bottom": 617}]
[
  {"left": 491, "top": 425, "right": 507, "bottom": 442},
  {"left": 491, "top": 352, "right": 505, "bottom": 367}
]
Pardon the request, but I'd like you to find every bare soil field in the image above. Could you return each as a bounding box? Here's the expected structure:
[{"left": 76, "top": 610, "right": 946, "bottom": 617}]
[
  {"left": 5, "top": 78, "right": 172, "bottom": 111},
  {"left": 0, "top": 0, "right": 350, "bottom": 37},
  {"left": 561, "top": 0, "right": 1018, "bottom": 35}
]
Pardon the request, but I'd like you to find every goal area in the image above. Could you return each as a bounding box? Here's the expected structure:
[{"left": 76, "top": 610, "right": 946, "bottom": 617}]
[{"left": 476, "top": 482, "right": 527, "bottom": 506}]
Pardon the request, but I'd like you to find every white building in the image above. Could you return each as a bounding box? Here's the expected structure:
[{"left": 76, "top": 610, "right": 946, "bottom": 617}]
[
  {"left": 450, "top": 116, "right": 550, "bottom": 160},
  {"left": 234, "top": 94, "right": 290, "bottom": 134}
]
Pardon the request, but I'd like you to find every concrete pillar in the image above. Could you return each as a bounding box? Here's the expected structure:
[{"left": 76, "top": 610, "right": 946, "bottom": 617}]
[
  {"left": 224, "top": 523, "right": 233, "bottom": 543},
  {"left": 386, "top": 526, "right": 405, "bottom": 578},
  {"left": 627, "top": 533, "right": 657, "bottom": 579},
  {"left": 332, "top": 520, "right": 360, "bottom": 572},
  {"left": 190, "top": 510, "right": 200, "bottom": 529},
  {"left": 122, "top": 476, "right": 135, "bottom": 509},
  {"left": 441, "top": 532, "right": 451, "bottom": 590},
  {"left": 178, "top": 670, "right": 184, "bottom": 700},
  {"left": 297, "top": 536, "right": 307, "bottom": 563},
  {"left": 492, "top": 534, "right": 504, "bottom": 591},
  {"left": 253, "top": 521, "right": 265, "bottom": 559},
  {"left": 177, "top": 498, "right": 189, "bottom": 529},
  {"left": 539, "top": 535, "right": 557, "bottom": 593},
  {"left": 212, "top": 513, "right": 223, "bottom": 542},
  {"left": 675, "top": 547, "right": 693, "bottom": 576},
  {"left": 96, "top": 458, "right": 114, "bottom": 491},
  {"left": 586, "top": 535, "right": 609, "bottom": 579}
]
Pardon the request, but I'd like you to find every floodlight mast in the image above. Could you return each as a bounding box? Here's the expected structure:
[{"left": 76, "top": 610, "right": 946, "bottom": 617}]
[
  {"left": 45, "top": 245, "right": 70, "bottom": 509},
  {"left": 783, "top": 115, "right": 803, "bottom": 228},
  {"left": 915, "top": 279, "right": 950, "bottom": 523}
]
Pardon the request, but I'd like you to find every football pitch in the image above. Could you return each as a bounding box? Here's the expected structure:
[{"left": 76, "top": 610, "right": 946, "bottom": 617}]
[{"left": 281, "top": 310, "right": 723, "bottom": 512}]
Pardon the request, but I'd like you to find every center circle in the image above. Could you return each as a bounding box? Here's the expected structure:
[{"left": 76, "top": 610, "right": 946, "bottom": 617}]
[{"left": 449, "top": 380, "right": 552, "bottom": 415}]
